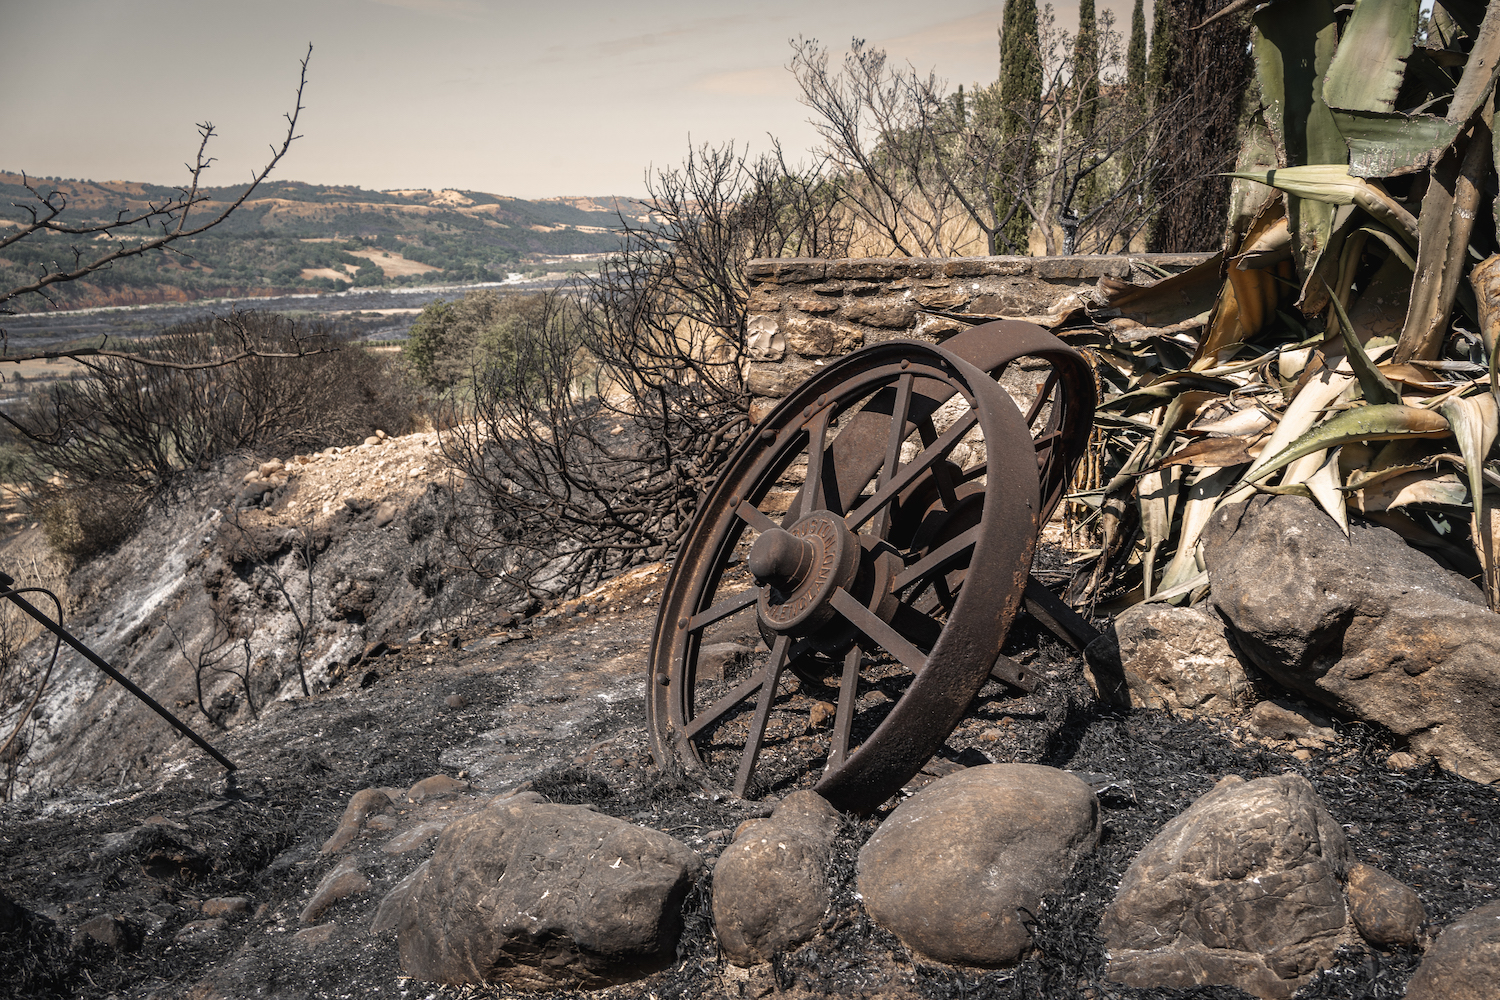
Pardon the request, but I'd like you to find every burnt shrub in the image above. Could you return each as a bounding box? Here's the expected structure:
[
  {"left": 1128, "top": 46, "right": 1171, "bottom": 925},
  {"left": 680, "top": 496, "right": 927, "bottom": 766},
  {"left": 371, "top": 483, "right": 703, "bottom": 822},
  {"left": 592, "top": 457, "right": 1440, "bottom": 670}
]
[{"left": 19, "top": 311, "right": 420, "bottom": 559}]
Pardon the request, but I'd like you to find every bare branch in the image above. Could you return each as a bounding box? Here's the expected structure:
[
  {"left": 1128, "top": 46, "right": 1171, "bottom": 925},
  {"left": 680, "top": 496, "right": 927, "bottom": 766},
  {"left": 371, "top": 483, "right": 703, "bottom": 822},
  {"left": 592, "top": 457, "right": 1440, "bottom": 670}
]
[{"left": 1, "top": 43, "right": 312, "bottom": 313}]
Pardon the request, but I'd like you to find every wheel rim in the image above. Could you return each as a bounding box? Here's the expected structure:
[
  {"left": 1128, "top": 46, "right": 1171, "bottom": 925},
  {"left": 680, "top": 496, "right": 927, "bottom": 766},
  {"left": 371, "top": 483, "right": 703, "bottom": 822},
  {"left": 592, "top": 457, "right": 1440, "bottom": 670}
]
[{"left": 645, "top": 328, "right": 1092, "bottom": 815}]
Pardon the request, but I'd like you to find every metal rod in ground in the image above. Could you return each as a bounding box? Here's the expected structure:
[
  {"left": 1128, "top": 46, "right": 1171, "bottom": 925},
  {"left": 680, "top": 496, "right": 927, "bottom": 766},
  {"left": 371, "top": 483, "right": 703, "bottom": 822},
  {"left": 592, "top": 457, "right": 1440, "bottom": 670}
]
[{"left": 0, "top": 578, "right": 236, "bottom": 772}]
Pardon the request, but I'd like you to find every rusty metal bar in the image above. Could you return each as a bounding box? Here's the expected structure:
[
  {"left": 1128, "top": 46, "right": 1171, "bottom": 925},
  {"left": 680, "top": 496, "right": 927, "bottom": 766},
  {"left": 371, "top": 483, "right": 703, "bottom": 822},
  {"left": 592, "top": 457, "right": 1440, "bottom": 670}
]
[{"left": 0, "top": 571, "right": 236, "bottom": 773}]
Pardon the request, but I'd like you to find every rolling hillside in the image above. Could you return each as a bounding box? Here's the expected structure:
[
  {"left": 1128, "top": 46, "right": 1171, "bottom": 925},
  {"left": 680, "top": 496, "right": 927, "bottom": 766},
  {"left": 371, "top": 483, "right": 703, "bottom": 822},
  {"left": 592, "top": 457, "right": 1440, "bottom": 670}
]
[{"left": 0, "top": 173, "right": 650, "bottom": 310}]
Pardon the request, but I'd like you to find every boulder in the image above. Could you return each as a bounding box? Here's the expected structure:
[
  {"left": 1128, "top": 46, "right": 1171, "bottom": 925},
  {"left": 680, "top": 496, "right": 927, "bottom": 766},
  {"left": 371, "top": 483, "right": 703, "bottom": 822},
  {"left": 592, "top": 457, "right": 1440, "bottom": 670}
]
[
  {"left": 713, "top": 790, "right": 841, "bottom": 965},
  {"left": 386, "top": 797, "right": 702, "bottom": 988},
  {"left": 857, "top": 764, "right": 1099, "bottom": 966},
  {"left": 1405, "top": 900, "right": 1500, "bottom": 1000},
  {"left": 1102, "top": 774, "right": 1352, "bottom": 999},
  {"left": 1094, "top": 603, "right": 1255, "bottom": 716},
  {"left": 1204, "top": 496, "right": 1500, "bottom": 783}
]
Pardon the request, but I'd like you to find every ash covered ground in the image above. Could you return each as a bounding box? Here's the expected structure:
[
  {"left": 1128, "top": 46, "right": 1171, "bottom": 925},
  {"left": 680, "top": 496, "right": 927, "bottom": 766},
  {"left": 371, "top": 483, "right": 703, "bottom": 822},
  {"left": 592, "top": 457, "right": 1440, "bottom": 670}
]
[{"left": 3, "top": 569, "right": 1498, "bottom": 999}]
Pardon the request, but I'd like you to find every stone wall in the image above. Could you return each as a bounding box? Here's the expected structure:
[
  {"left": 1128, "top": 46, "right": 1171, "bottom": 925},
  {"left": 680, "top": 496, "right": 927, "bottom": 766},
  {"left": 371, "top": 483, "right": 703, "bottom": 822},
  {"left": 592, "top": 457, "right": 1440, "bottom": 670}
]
[{"left": 743, "top": 253, "right": 1211, "bottom": 417}]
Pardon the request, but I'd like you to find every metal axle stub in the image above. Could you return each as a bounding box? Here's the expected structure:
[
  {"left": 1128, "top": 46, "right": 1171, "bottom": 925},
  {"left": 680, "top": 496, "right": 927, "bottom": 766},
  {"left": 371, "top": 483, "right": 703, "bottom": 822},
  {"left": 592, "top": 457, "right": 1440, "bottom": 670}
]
[{"left": 751, "top": 512, "right": 860, "bottom": 636}]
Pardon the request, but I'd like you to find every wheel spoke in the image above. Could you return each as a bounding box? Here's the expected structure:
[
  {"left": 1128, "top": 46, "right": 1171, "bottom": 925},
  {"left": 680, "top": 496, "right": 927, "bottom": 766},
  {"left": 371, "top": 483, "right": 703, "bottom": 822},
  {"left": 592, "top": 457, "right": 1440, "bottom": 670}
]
[
  {"left": 888, "top": 603, "right": 944, "bottom": 651},
  {"left": 892, "top": 524, "right": 981, "bottom": 592},
  {"left": 828, "top": 588, "right": 928, "bottom": 674},
  {"left": 844, "top": 408, "right": 979, "bottom": 531},
  {"left": 1024, "top": 369, "right": 1059, "bottom": 427},
  {"left": 688, "top": 588, "right": 758, "bottom": 632},
  {"left": 734, "top": 500, "right": 778, "bottom": 534},
  {"left": 872, "top": 373, "right": 915, "bottom": 540},
  {"left": 793, "top": 407, "right": 832, "bottom": 520},
  {"left": 732, "top": 634, "right": 791, "bottom": 797},
  {"left": 826, "top": 644, "right": 862, "bottom": 770}
]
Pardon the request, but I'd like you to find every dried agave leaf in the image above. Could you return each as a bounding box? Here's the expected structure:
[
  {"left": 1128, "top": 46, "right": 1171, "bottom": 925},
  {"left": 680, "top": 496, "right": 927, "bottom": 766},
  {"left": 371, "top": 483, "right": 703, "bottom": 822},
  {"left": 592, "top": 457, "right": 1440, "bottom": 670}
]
[
  {"left": 1282, "top": 446, "right": 1330, "bottom": 488},
  {"left": 1439, "top": 390, "right": 1498, "bottom": 515},
  {"left": 1249, "top": 403, "right": 1452, "bottom": 483},
  {"left": 1470, "top": 254, "right": 1500, "bottom": 387},
  {"left": 1159, "top": 465, "right": 1243, "bottom": 597},
  {"left": 1447, "top": 0, "right": 1500, "bottom": 127},
  {"left": 1138, "top": 466, "right": 1183, "bottom": 601},
  {"left": 1189, "top": 404, "right": 1275, "bottom": 437},
  {"left": 1353, "top": 470, "right": 1470, "bottom": 512},
  {"left": 1103, "top": 253, "right": 1225, "bottom": 329},
  {"left": 1396, "top": 106, "right": 1495, "bottom": 364},
  {"left": 1305, "top": 447, "right": 1349, "bottom": 534},
  {"left": 1473, "top": 505, "right": 1500, "bottom": 609},
  {"left": 1159, "top": 436, "right": 1259, "bottom": 470}
]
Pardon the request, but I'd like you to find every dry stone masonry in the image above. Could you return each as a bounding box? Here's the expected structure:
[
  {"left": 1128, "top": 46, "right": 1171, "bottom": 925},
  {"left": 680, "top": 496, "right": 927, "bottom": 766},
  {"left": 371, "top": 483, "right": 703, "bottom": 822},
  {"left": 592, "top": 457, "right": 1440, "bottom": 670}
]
[{"left": 742, "top": 253, "right": 1208, "bottom": 418}]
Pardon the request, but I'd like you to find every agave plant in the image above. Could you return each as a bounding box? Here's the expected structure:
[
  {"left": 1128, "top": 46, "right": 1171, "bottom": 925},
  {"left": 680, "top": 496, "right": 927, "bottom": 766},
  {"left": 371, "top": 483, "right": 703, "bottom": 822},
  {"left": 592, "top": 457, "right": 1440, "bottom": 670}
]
[{"left": 1065, "top": 0, "right": 1500, "bottom": 611}]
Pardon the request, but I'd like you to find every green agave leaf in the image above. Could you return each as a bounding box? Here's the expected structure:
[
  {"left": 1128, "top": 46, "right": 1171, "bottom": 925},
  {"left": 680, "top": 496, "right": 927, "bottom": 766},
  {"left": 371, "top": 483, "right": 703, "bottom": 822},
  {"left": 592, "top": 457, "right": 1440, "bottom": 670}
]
[
  {"left": 1331, "top": 109, "right": 1464, "bottom": 177},
  {"left": 1328, "top": 279, "right": 1402, "bottom": 405},
  {"left": 1248, "top": 404, "right": 1452, "bottom": 483},
  {"left": 1227, "top": 165, "right": 1420, "bottom": 245},
  {"left": 1253, "top": 0, "right": 1344, "bottom": 289},
  {"left": 1244, "top": 368, "right": 1355, "bottom": 480},
  {"left": 1323, "top": 0, "right": 1418, "bottom": 114}
]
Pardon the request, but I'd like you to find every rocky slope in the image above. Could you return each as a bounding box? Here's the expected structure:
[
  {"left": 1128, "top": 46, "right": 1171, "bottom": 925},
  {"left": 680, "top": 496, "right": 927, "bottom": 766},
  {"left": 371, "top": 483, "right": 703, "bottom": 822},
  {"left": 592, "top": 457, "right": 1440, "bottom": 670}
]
[{"left": 1, "top": 434, "right": 1499, "bottom": 999}]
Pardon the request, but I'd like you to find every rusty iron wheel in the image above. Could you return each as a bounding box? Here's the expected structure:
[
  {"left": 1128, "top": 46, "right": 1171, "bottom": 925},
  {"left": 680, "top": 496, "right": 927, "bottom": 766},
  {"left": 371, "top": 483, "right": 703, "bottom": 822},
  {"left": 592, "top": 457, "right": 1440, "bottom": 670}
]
[{"left": 646, "top": 324, "right": 1095, "bottom": 813}]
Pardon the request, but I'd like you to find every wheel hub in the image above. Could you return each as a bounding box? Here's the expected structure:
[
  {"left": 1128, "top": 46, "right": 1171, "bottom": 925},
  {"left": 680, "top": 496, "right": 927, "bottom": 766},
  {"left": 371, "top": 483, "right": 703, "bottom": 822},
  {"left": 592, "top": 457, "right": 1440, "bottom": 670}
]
[{"left": 749, "top": 511, "right": 860, "bottom": 635}]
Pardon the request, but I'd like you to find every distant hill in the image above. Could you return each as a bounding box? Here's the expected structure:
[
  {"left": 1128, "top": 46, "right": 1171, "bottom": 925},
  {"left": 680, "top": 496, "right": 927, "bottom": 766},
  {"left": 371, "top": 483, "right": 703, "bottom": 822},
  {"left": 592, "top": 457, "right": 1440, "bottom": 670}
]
[{"left": 0, "top": 173, "right": 651, "bottom": 311}]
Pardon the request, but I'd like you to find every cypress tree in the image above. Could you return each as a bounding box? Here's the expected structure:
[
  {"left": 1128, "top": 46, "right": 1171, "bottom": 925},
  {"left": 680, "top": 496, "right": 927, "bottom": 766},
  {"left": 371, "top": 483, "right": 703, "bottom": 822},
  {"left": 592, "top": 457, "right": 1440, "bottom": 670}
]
[
  {"left": 1127, "top": 0, "right": 1148, "bottom": 98},
  {"left": 999, "top": 0, "right": 1043, "bottom": 134},
  {"left": 1074, "top": 0, "right": 1099, "bottom": 138},
  {"left": 1146, "top": 0, "right": 1252, "bottom": 251},
  {"left": 996, "top": 0, "right": 1042, "bottom": 253}
]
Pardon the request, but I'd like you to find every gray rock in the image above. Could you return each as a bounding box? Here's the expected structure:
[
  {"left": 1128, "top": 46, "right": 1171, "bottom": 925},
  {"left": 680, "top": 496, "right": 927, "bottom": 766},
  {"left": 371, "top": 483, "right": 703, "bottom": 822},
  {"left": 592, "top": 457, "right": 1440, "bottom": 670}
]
[
  {"left": 388, "top": 798, "right": 702, "bottom": 988},
  {"left": 407, "top": 773, "right": 470, "bottom": 802},
  {"left": 696, "top": 642, "right": 754, "bottom": 683},
  {"left": 1345, "top": 862, "right": 1424, "bottom": 948},
  {"left": 713, "top": 790, "right": 841, "bottom": 965},
  {"left": 1248, "top": 700, "right": 1337, "bottom": 748},
  {"left": 294, "top": 922, "right": 338, "bottom": 948},
  {"left": 200, "top": 896, "right": 251, "bottom": 919},
  {"left": 857, "top": 764, "right": 1100, "bottom": 966},
  {"left": 321, "top": 788, "right": 394, "bottom": 855},
  {"left": 1097, "top": 603, "right": 1254, "bottom": 716},
  {"left": 1204, "top": 496, "right": 1500, "bottom": 783},
  {"left": 1102, "top": 774, "right": 1352, "bottom": 999},
  {"left": 300, "top": 858, "right": 369, "bottom": 925},
  {"left": 1405, "top": 899, "right": 1500, "bottom": 1000},
  {"left": 72, "top": 913, "right": 139, "bottom": 951}
]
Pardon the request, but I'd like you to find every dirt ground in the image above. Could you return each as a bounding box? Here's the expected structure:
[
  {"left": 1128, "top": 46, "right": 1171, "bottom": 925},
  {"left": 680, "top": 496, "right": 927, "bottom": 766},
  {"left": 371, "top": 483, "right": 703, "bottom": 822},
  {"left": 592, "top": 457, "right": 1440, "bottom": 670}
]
[{"left": 0, "top": 430, "right": 1498, "bottom": 999}]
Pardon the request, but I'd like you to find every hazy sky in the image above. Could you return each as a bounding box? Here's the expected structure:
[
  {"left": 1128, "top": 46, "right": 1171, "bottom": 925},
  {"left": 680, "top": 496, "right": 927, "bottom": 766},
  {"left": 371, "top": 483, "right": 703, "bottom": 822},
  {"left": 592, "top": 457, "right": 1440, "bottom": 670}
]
[{"left": 2, "top": 0, "right": 1134, "bottom": 199}]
